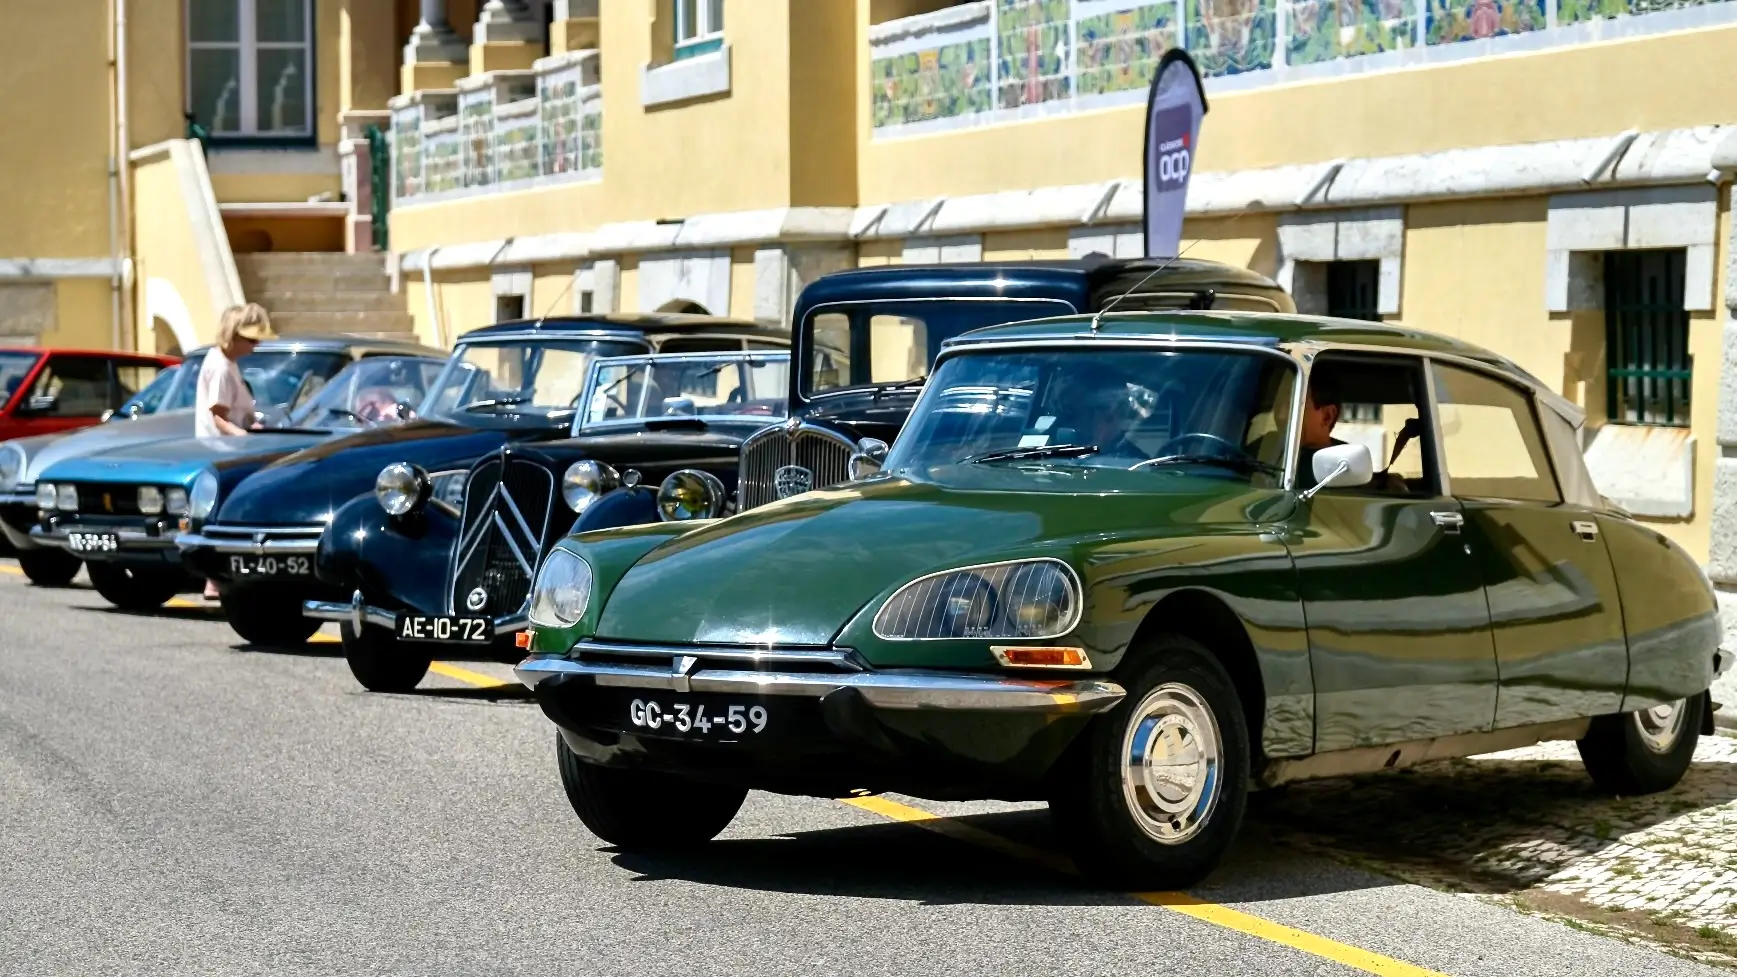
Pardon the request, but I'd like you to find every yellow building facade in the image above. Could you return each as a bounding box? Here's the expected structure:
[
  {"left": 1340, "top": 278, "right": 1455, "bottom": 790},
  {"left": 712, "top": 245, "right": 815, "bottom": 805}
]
[{"left": 17, "top": 2, "right": 1737, "bottom": 595}]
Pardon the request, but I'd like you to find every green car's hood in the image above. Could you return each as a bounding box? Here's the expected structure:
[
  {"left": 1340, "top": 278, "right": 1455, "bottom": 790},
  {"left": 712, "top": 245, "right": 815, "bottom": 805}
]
[{"left": 594, "top": 465, "right": 1285, "bottom": 646}]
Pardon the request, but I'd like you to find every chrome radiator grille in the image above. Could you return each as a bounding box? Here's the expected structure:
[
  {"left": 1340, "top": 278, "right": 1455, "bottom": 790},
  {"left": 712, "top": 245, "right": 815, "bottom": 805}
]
[
  {"left": 450, "top": 453, "right": 554, "bottom": 617},
  {"left": 739, "top": 424, "right": 854, "bottom": 511}
]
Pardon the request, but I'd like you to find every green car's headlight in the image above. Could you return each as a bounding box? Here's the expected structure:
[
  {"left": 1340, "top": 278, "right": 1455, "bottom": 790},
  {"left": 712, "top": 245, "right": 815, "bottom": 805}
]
[
  {"left": 189, "top": 469, "right": 220, "bottom": 521},
  {"left": 0, "top": 443, "right": 24, "bottom": 490},
  {"left": 529, "top": 548, "right": 593, "bottom": 628},
  {"left": 872, "top": 558, "right": 1082, "bottom": 641}
]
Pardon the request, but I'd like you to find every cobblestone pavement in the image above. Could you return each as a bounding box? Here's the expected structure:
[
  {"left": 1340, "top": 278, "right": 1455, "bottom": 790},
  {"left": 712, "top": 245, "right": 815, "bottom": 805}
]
[{"left": 1251, "top": 735, "right": 1737, "bottom": 965}]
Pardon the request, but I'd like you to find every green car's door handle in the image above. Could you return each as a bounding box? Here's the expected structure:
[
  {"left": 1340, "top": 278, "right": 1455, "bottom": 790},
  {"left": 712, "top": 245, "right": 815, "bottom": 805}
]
[
  {"left": 1430, "top": 510, "right": 1464, "bottom": 534},
  {"left": 1571, "top": 519, "right": 1599, "bottom": 541}
]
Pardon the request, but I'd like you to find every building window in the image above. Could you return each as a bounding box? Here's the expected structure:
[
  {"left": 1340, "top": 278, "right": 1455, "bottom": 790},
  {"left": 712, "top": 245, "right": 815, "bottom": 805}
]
[
  {"left": 674, "top": 0, "right": 724, "bottom": 60},
  {"left": 1604, "top": 249, "right": 1691, "bottom": 427},
  {"left": 1325, "top": 260, "right": 1381, "bottom": 322},
  {"left": 495, "top": 295, "right": 527, "bottom": 323},
  {"left": 187, "top": 0, "right": 313, "bottom": 140}
]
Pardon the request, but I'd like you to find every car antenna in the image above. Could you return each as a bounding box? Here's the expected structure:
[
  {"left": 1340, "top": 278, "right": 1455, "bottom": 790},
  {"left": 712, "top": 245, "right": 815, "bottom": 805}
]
[
  {"left": 531, "top": 272, "right": 580, "bottom": 329},
  {"left": 1090, "top": 236, "right": 1202, "bottom": 334}
]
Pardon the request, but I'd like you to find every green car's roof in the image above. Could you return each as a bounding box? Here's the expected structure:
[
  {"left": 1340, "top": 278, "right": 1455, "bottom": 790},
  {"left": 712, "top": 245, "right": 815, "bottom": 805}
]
[
  {"left": 947, "top": 310, "right": 1493, "bottom": 358},
  {"left": 943, "top": 310, "right": 1574, "bottom": 421}
]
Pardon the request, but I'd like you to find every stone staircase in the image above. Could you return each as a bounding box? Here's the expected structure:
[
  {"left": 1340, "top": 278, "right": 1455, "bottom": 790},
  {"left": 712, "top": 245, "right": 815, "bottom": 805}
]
[{"left": 235, "top": 252, "right": 419, "bottom": 342}]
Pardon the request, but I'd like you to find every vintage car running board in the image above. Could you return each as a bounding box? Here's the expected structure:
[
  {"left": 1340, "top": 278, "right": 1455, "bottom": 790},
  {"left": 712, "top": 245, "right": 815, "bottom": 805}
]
[{"left": 1257, "top": 717, "right": 1593, "bottom": 788}]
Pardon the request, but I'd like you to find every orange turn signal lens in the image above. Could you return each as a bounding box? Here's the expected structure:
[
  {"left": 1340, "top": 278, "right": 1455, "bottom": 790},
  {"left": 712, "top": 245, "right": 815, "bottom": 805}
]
[
  {"left": 991, "top": 645, "right": 1092, "bottom": 669},
  {"left": 514, "top": 630, "right": 533, "bottom": 650}
]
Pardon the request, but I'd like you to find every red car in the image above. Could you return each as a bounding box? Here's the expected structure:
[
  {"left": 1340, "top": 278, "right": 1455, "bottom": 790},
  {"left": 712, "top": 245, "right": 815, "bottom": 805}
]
[{"left": 0, "top": 348, "right": 180, "bottom": 442}]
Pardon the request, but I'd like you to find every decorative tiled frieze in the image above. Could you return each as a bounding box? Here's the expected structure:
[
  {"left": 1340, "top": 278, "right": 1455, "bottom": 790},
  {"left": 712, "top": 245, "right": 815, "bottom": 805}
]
[{"left": 869, "top": 0, "right": 1737, "bottom": 137}]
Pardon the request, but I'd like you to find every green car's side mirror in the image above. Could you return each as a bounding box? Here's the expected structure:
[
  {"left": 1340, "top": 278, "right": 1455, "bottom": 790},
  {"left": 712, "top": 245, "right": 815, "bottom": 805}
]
[
  {"left": 1300, "top": 442, "right": 1374, "bottom": 501},
  {"left": 849, "top": 437, "right": 890, "bottom": 480}
]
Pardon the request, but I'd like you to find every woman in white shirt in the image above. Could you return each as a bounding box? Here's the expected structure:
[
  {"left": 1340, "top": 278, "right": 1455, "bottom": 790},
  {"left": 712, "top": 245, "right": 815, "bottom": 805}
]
[
  {"left": 195, "top": 303, "right": 275, "bottom": 599},
  {"left": 197, "top": 303, "right": 275, "bottom": 437}
]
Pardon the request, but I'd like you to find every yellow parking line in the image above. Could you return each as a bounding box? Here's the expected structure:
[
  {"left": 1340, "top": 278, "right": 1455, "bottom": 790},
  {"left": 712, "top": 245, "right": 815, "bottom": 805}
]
[
  {"left": 0, "top": 564, "right": 20, "bottom": 576},
  {"left": 309, "top": 632, "right": 340, "bottom": 644},
  {"left": 843, "top": 794, "right": 1448, "bottom": 977},
  {"left": 427, "top": 660, "right": 514, "bottom": 689},
  {"left": 165, "top": 597, "right": 221, "bottom": 612}
]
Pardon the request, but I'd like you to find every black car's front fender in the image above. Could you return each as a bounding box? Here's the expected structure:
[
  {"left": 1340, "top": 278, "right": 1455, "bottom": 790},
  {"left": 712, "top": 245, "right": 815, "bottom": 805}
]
[{"left": 317, "top": 492, "right": 459, "bottom": 616}]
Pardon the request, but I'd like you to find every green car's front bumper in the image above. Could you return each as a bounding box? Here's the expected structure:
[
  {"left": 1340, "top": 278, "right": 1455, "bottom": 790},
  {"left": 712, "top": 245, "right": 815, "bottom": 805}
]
[{"left": 517, "top": 640, "right": 1126, "bottom": 800}]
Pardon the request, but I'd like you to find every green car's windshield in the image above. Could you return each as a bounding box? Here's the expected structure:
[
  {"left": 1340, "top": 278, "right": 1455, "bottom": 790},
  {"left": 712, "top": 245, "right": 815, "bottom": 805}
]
[
  {"left": 882, "top": 347, "right": 1297, "bottom": 482},
  {"left": 421, "top": 339, "right": 650, "bottom": 428},
  {"left": 577, "top": 351, "right": 790, "bottom": 430}
]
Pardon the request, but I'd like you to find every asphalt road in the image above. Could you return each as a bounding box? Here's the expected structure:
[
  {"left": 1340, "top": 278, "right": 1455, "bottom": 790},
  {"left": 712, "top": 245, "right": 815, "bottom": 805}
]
[{"left": 0, "top": 559, "right": 1725, "bottom": 977}]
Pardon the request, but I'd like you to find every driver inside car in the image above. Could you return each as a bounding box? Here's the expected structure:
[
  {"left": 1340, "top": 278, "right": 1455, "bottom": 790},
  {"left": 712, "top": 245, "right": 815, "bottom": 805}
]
[
  {"left": 1293, "top": 375, "right": 1348, "bottom": 491},
  {"left": 1068, "top": 372, "right": 1148, "bottom": 465}
]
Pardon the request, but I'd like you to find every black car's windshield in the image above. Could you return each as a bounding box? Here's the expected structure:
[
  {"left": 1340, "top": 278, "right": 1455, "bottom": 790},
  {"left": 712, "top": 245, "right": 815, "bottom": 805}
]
[
  {"left": 0, "top": 351, "right": 39, "bottom": 406},
  {"left": 577, "top": 351, "right": 789, "bottom": 430},
  {"left": 111, "top": 363, "right": 182, "bottom": 419},
  {"left": 282, "top": 356, "right": 445, "bottom": 431},
  {"left": 882, "top": 347, "right": 1297, "bottom": 483},
  {"left": 162, "top": 349, "right": 350, "bottom": 411},
  {"left": 422, "top": 339, "right": 650, "bottom": 428},
  {"left": 803, "top": 299, "right": 1074, "bottom": 397}
]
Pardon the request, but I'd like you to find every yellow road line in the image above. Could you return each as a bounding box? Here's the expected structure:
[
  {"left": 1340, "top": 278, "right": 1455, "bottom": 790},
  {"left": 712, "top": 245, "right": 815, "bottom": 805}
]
[
  {"left": 165, "top": 597, "right": 221, "bottom": 611},
  {"left": 0, "top": 563, "right": 20, "bottom": 576},
  {"left": 309, "top": 632, "right": 340, "bottom": 644},
  {"left": 427, "top": 660, "right": 514, "bottom": 689},
  {"left": 843, "top": 794, "right": 1448, "bottom": 977}
]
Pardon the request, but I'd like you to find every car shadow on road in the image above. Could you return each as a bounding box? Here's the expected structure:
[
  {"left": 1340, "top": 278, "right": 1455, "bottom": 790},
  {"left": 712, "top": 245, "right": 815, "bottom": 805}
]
[
  {"left": 399, "top": 684, "right": 537, "bottom": 704},
  {"left": 227, "top": 641, "right": 344, "bottom": 658},
  {"left": 607, "top": 805, "right": 1410, "bottom": 906},
  {"left": 1244, "top": 752, "right": 1737, "bottom": 895}
]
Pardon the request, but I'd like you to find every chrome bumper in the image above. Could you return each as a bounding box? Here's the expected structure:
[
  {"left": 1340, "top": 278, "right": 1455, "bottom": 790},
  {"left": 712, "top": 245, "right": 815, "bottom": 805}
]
[
  {"left": 176, "top": 523, "right": 323, "bottom": 555},
  {"left": 303, "top": 590, "right": 528, "bottom": 637},
  {"left": 514, "top": 655, "right": 1127, "bottom": 714},
  {"left": 29, "top": 523, "right": 178, "bottom": 550},
  {"left": 0, "top": 487, "right": 34, "bottom": 507},
  {"left": 175, "top": 532, "right": 318, "bottom": 555}
]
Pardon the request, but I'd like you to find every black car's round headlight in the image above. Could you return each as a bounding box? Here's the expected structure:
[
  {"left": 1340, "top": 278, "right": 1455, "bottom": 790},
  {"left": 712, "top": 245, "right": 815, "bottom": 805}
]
[
  {"left": 375, "top": 462, "right": 429, "bottom": 516},
  {"left": 562, "top": 460, "right": 618, "bottom": 514},
  {"left": 657, "top": 469, "right": 727, "bottom": 522}
]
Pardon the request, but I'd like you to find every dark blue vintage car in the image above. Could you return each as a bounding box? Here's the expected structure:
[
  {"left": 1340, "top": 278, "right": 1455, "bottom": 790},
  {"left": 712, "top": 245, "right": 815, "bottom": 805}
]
[
  {"left": 733, "top": 256, "right": 1293, "bottom": 512},
  {"left": 179, "top": 314, "right": 787, "bottom": 647},
  {"left": 29, "top": 354, "right": 446, "bottom": 613},
  {"left": 307, "top": 348, "right": 791, "bottom": 691}
]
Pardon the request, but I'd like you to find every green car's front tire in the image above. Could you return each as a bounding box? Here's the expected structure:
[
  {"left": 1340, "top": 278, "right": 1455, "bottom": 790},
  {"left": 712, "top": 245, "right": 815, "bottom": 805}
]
[
  {"left": 340, "top": 622, "right": 430, "bottom": 693},
  {"left": 1578, "top": 694, "right": 1703, "bottom": 796},
  {"left": 556, "top": 733, "right": 746, "bottom": 849},
  {"left": 86, "top": 563, "right": 185, "bottom": 611},
  {"left": 16, "top": 548, "right": 80, "bottom": 588},
  {"left": 1051, "top": 633, "right": 1250, "bottom": 891}
]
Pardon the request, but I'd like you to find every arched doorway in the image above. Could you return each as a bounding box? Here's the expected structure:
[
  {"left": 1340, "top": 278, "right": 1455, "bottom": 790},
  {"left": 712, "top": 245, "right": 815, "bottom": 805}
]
[
  {"left": 151, "top": 317, "right": 183, "bottom": 357},
  {"left": 657, "top": 299, "right": 710, "bottom": 315}
]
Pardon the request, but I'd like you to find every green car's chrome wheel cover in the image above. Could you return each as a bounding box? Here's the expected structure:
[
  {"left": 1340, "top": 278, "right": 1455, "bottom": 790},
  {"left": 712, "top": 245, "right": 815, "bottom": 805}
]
[
  {"left": 1120, "top": 682, "right": 1223, "bottom": 845},
  {"left": 1634, "top": 699, "right": 1687, "bottom": 754}
]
